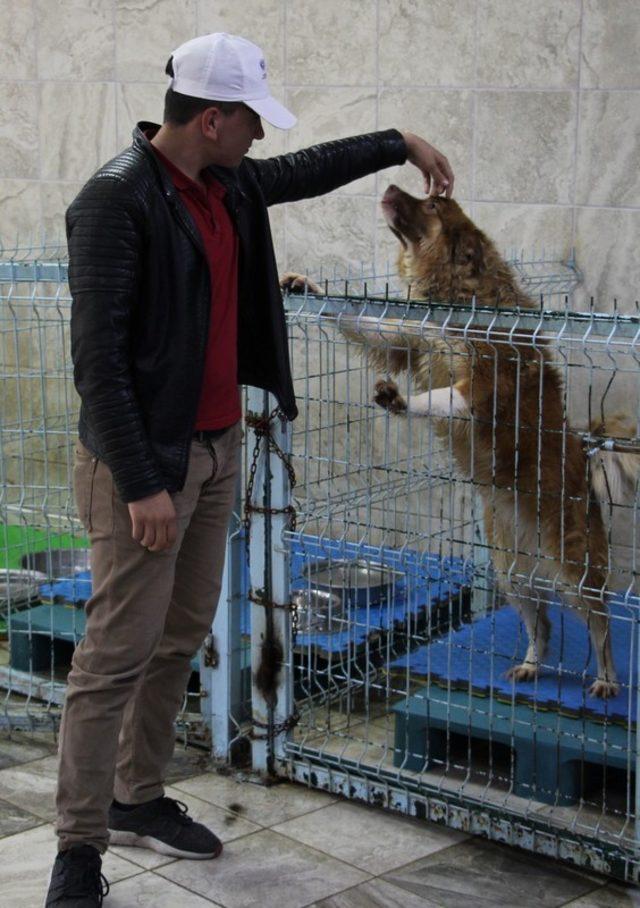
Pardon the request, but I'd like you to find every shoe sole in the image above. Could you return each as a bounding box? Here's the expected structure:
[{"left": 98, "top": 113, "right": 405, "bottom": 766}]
[{"left": 108, "top": 828, "right": 222, "bottom": 860}]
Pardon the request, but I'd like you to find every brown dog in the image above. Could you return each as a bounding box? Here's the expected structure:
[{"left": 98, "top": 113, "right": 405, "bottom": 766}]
[{"left": 282, "top": 187, "right": 639, "bottom": 698}]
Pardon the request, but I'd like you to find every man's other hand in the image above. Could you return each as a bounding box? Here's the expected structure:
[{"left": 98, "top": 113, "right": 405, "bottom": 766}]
[
  {"left": 401, "top": 132, "right": 454, "bottom": 198},
  {"left": 128, "top": 490, "right": 177, "bottom": 552}
]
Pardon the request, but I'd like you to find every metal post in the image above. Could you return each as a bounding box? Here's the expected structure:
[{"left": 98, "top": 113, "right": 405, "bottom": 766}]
[
  {"left": 199, "top": 475, "right": 245, "bottom": 761},
  {"left": 247, "top": 388, "right": 294, "bottom": 774}
]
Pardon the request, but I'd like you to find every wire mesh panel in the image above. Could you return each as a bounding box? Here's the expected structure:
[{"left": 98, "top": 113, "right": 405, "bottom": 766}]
[
  {"left": 277, "top": 278, "right": 640, "bottom": 881},
  {"left": 0, "top": 255, "right": 250, "bottom": 748}
]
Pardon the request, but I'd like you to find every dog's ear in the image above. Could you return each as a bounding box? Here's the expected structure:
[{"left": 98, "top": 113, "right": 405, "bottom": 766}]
[{"left": 450, "top": 227, "right": 484, "bottom": 275}]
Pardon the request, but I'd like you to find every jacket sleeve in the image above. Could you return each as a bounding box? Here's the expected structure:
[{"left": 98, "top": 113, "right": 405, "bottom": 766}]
[
  {"left": 245, "top": 129, "right": 407, "bottom": 206},
  {"left": 67, "top": 175, "right": 166, "bottom": 503}
]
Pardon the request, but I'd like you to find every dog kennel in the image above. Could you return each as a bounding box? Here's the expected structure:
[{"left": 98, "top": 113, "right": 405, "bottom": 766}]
[{"left": 1, "top": 250, "right": 639, "bottom": 880}]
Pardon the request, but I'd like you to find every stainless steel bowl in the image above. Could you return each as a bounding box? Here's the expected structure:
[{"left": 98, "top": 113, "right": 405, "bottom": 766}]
[
  {"left": 20, "top": 548, "right": 91, "bottom": 577},
  {"left": 305, "top": 559, "right": 403, "bottom": 608},
  {"left": 291, "top": 588, "right": 345, "bottom": 634},
  {"left": 0, "top": 569, "right": 46, "bottom": 613}
]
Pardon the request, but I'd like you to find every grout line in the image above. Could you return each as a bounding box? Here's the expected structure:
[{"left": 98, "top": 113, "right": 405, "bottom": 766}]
[
  {"left": 112, "top": 0, "right": 118, "bottom": 146},
  {"left": 373, "top": 0, "right": 381, "bottom": 274},
  {"left": 2, "top": 78, "right": 640, "bottom": 92},
  {"left": 570, "top": 0, "right": 586, "bottom": 255},
  {"left": 282, "top": 0, "right": 289, "bottom": 268},
  {"left": 470, "top": 0, "right": 480, "bottom": 218},
  {"left": 32, "top": 0, "right": 43, "bottom": 246}
]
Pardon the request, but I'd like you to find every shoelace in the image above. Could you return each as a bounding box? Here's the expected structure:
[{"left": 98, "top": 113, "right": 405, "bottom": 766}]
[
  {"left": 161, "top": 796, "right": 193, "bottom": 826},
  {"left": 55, "top": 853, "right": 110, "bottom": 905}
]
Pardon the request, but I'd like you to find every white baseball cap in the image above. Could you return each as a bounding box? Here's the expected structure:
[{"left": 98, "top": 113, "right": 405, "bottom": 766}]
[{"left": 168, "top": 33, "right": 296, "bottom": 130}]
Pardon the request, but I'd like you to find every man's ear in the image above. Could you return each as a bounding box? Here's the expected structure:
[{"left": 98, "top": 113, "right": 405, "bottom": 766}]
[{"left": 451, "top": 227, "right": 484, "bottom": 275}]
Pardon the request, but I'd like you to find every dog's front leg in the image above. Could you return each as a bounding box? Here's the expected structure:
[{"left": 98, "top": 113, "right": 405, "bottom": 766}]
[{"left": 374, "top": 380, "right": 468, "bottom": 418}]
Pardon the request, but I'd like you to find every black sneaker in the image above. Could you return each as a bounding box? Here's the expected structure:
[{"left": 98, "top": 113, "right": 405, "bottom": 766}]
[
  {"left": 44, "top": 845, "right": 109, "bottom": 907},
  {"left": 108, "top": 796, "right": 223, "bottom": 860}
]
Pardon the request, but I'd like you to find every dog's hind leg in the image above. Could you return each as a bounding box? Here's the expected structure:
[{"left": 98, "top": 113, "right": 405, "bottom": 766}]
[
  {"left": 503, "top": 584, "right": 552, "bottom": 684},
  {"left": 557, "top": 564, "right": 618, "bottom": 699}
]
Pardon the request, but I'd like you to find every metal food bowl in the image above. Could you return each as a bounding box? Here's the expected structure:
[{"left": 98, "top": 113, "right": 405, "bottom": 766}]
[
  {"left": 291, "top": 588, "right": 345, "bottom": 634},
  {"left": 0, "top": 569, "right": 46, "bottom": 614},
  {"left": 305, "top": 559, "right": 402, "bottom": 608},
  {"left": 20, "top": 548, "right": 91, "bottom": 577}
]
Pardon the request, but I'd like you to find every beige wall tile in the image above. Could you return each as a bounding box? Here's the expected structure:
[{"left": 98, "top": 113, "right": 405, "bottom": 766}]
[
  {"left": 582, "top": 0, "right": 640, "bottom": 89},
  {"left": 41, "top": 182, "right": 84, "bottom": 241},
  {"left": 574, "top": 207, "right": 640, "bottom": 311},
  {"left": 116, "top": 82, "right": 167, "bottom": 149},
  {"left": 36, "top": 0, "right": 115, "bottom": 81},
  {"left": 0, "top": 0, "right": 36, "bottom": 79},
  {"left": 0, "top": 181, "right": 42, "bottom": 248},
  {"left": 473, "top": 202, "right": 574, "bottom": 262},
  {"left": 379, "top": 89, "right": 473, "bottom": 199},
  {"left": 476, "top": 91, "right": 576, "bottom": 203},
  {"left": 286, "top": 0, "right": 377, "bottom": 86},
  {"left": 0, "top": 84, "right": 39, "bottom": 179},
  {"left": 477, "top": 0, "right": 581, "bottom": 88},
  {"left": 379, "top": 0, "right": 475, "bottom": 87},
  {"left": 284, "top": 195, "right": 377, "bottom": 273},
  {"left": 575, "top": 91, "right": 640, "bottom": 207},
  {"left": 286, "top": 88, "right": 377, "bottom": 194},
  {"left": 116, "top": 0, "right": 196, "bottom": 82},
  {"left": 197, "top": 0, "right": 285, "bottom": 84},
  {"left": 39, "top": 83, "right": 116, "bottom": 182}
]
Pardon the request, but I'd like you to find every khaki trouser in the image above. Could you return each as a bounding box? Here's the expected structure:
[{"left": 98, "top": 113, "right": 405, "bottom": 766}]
[{"left": 56, "top": 423, "right": 241, "bottom": 852}]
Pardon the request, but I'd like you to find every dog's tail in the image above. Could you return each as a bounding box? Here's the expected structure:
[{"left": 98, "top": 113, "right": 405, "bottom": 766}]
[{"left": 589, "top": 413, "right": 640, "bottom": 506}]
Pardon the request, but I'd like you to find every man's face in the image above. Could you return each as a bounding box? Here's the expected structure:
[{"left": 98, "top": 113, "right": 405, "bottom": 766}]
[{"left": 212, "top": 104, "right": 265, "bottom": 167}]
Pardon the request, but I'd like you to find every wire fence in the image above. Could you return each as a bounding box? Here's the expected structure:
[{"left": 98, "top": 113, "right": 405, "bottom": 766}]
[{"left": 2, "top": 250, "right": 640, "bottom": 880}]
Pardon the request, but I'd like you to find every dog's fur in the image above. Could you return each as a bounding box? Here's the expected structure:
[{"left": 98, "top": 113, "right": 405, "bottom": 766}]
[{"left": 281, "top": 187, "right": 639, "bottom": 699}]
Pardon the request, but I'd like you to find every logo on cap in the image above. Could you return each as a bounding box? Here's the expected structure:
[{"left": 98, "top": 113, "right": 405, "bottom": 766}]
[{"left": 259, "top": 58, "right": 267, "bottom": 79}]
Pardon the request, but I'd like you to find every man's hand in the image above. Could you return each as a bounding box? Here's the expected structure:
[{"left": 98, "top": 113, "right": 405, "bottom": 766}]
[
  {"left": 128, "top": 490, "right": 177, "bottom": 552},
  {"left": 401, "top": 132, "right": 454, "bottom": 197}
]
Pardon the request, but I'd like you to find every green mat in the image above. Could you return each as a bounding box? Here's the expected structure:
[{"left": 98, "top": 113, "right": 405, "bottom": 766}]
[{"left": 1, "top": 525, "right": 87, "bottom": 571}]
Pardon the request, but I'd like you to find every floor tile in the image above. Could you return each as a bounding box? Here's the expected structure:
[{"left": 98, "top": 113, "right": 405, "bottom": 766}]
[
  {"left": 563, "top": 882, "right": 640, "bottom": 906},
  {"left": 0, "top": 796, "right": 43, "bottom": 837},
  {"left": 172, "top": 772, "right": 336, "bottom": 827},
  {"left": 273, "top": 800, "right": 467, "bottom": 873},
  {"left": 109, "top": 786, "right": 262, "bottom": 870},
  {"left": 0, "top": 754, "right": 59, "bottom": 820},
  {"left": 156, "top": 829, "right": 369, "bottom": 908},
  {"left": 382, "top": 838, "right": 603, "bottom": 907},
  {"left": 0, "top": 730, "right": 58, "bottom": 769},
  {"left": 0, "top": 823, "right": 142, "bottom": 907},
  {"left": 107, "top": 870, "right": 224, "bottom": 906},
  {"left": 311, "top": 876, "right": 446, "bottom": 907}
]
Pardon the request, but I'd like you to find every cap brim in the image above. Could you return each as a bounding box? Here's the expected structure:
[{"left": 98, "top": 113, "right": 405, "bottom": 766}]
[{"left": 245, "top": 96, "right": 297, "bottom": 130}]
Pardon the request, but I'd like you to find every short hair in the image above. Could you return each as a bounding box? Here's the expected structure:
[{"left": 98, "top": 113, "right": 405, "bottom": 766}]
[{"left": 163, "top": 57, "right": 242, "bottom": 125}]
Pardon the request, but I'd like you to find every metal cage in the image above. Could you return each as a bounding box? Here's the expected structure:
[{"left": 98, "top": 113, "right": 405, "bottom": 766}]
[{"left": 246, "top": 263, "right": 640, "bottom": 883}]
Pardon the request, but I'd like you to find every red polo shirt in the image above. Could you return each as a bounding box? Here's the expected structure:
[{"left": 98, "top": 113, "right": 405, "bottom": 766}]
[{"left": 150, "top": 143, "right": 241, "bottom": 430}]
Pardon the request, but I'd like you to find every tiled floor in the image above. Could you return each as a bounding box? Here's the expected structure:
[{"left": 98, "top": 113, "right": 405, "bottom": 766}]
[{"left": 0, "top": 730, "right": 638, "bottom": 907}]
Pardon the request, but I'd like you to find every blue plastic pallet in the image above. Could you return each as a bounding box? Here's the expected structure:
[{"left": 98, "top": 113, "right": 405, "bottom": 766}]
[
  {"left": 392, "top": 686, "right": 633, "bottom": 806},
  {"left": 389, "top": 595, "right": 638, "bottom": 726}
]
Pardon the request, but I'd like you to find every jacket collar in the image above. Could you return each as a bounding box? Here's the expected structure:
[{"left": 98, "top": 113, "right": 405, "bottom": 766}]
[{"left": 133, "top": 122, "right": 246, "bottom": 207}]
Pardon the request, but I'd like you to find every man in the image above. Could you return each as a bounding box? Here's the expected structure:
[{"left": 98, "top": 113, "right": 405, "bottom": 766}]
[{"left": 46, "top": 32, "right": 454, "bottom": 907}]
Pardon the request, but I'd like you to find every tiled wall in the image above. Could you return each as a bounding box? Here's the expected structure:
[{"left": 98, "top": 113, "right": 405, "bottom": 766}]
[{"left": 2, "top": 0, "right": 639, "bottom": 306}]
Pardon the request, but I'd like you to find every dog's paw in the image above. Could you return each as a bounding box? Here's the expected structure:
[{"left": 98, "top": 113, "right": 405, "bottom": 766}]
[
  {"left": 374, "top": 379, "right": 407, "bottom": 413},
  {"left": 588, "top": 678, "right": 620, "bottom": 699},
  {"left": 279, "top": 272, "right": 323, "bottom": 295},
  {"left": 505, "top": 662, "right": 538, "bottom": 684}
]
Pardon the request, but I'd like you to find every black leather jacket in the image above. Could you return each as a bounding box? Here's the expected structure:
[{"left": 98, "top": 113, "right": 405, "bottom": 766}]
[{"left": 67, "top": 123, "right": 407, "bottom": 502}]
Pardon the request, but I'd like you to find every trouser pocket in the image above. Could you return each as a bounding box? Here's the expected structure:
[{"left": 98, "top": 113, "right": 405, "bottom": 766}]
[{"left": 73, "top": 441, "right": 100, "bottom": 533}]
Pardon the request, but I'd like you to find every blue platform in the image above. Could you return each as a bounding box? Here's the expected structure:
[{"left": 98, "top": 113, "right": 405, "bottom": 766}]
[
  {"left": 289, "top": 534, "right": 471, "bottom": 654},
  {"left": 390, "top": 595, "right": 639, "bottom": 726}
]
